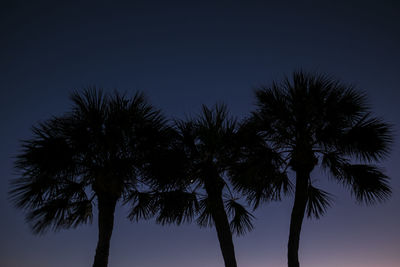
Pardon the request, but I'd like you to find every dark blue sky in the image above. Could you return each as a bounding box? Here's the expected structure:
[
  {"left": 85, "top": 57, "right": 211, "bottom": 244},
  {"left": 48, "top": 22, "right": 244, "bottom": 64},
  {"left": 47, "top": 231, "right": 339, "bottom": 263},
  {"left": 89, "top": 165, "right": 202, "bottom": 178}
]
[{"left": 1, "top": 1, "right": 399, "bottom": 266}]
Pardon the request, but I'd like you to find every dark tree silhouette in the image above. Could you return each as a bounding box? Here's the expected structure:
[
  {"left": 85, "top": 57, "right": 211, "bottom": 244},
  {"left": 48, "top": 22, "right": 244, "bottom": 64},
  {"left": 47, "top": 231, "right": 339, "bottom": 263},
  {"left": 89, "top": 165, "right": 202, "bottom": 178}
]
[
  {"left": 9, "top": 88, "right": 172, "bottom": 267},
  {"left": 129, "top": 104, "right": 254, "bottom": 267},
  {"left": 250, "top": 72, "right": 392, "bottom": 267}
]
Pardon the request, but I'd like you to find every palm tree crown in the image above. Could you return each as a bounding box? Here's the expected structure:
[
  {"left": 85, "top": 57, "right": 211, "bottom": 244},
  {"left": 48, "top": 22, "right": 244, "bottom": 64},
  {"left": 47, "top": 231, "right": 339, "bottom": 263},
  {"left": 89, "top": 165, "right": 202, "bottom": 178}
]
[
  {"left": 177, "top": 104, "right": 254, "bottom": 234},
  {"left": 130, "top": 104, "right": 254, "bottom": 267},
  {"left": 250, "top": 72, "right": 392, "bottom": 267},
  {"left": 10, "top": 88, "right": 171, "bottom": 267}
]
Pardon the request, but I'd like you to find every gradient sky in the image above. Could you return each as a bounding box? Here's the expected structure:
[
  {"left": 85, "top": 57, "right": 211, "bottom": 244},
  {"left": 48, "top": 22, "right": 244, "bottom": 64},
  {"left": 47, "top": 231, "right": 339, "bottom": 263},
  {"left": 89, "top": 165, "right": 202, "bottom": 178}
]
[{"left": 1, "top": 1, "right": 399, "bottom": 266}]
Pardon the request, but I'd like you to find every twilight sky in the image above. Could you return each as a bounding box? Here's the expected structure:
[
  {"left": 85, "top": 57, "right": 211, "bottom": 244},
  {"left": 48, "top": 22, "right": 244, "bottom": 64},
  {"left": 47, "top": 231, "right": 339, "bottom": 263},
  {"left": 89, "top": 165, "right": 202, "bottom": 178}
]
[{"left": 1, "top": 1, "right": 399, "bottom": 266}]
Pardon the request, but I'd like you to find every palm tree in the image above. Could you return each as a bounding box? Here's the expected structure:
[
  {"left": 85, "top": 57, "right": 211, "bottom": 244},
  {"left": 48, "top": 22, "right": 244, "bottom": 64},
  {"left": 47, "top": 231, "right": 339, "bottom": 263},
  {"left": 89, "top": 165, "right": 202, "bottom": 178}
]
[
  {"left": 9, "top": 88, "right": 172, "bottom": 267},
  {"left": 250, "top": 72, "right": 392, "bottom": 267},
  {"left": 130, "top": 104, "right": 254, "bottom": 267}
]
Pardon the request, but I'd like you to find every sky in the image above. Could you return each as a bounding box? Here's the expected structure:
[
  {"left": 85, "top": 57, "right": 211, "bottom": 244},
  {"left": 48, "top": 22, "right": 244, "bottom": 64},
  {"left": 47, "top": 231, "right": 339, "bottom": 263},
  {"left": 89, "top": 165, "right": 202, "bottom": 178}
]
[{"left": 0, "top": 0, "right": 399, "bottom": 266}]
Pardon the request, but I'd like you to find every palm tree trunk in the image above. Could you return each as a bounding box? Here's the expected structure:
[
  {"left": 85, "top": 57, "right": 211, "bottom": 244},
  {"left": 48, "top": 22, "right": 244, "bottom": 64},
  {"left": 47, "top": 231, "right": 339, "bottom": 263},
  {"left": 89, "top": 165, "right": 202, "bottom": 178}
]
[
  {"left": 204, "top": 174, "right": 238, "bottom": 267},
  {"left": 211, "top": 196, "right": 238, "bottom": 267},
  {"left": 288, "top": 170, "right": 309, "bottom": 267},
  {"left": 93, "top": 194, "right": 118, "bottom": 267}
]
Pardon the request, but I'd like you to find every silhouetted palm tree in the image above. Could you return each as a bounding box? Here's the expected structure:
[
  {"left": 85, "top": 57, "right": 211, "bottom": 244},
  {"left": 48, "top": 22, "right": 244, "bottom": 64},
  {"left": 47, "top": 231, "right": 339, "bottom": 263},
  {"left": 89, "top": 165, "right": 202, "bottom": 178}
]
[
  {"left": 250, "top": 72, "right": 392, "bottom": 267},
  {"left": 130, "top": 104, "right": 254, "bottom": 267},
  {"left": 9, "top": 88, "right": 171, "bottom": 267}
]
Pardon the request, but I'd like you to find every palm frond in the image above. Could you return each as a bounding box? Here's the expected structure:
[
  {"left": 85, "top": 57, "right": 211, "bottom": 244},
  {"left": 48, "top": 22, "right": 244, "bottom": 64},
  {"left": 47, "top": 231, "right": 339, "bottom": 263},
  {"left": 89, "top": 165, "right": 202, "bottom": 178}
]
[
  {"left": 253, "top": 85, "right": 294, "bottom": 144},
  {"left": 127, "top": 191, "right": 157, "bottom": 221},
  {"left": 339, "top": 164, "right": 391, "bottom": 204},
  {"left": 26, "top": 198, "right": 93, "bottom": 234},
  {"left": 321, "top": 151, "right": 348, "bottom": 177},
  {"left": 229, "top": 116, "right": 292, "bottom": 212},
  {"left": 306, "top": 185, "right": 333, "bottom": 219},
  {"left": 15, "top": 119, "right": 77, "bottom": 177},
  {"left": 230, "top": 134, "right": 290, "bottom": 209},
  {"left": 339, "top": 115, "right": 393, "bottom": 161},
  {"left": 226, "top": 199, "right": 254, "bottom": 236},
  {"left": 9, "top": 169, "right": 91, "bottom": 234},
  {"left": 194, "top": 104, "right": 237, "bottom": 163},
  {"left": 155, "top": 190, "right": 199, "bottom": 225},
  {"left": 9, "top": 176, "right": 58, "bottom": 210},
  {"left": 236, "top": 171, "right": 290, "bottom": 210},
  {"left": 196, "top": 196, "right": 214, "bottom": 228},
  {"left": 70, "top": 87, "right": 108, "bottom": 117}
]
